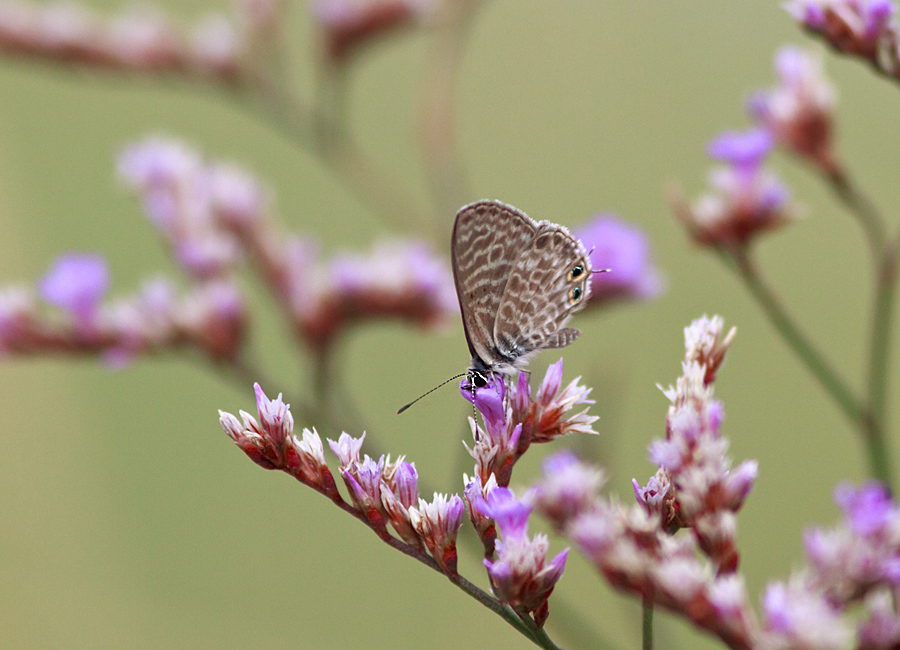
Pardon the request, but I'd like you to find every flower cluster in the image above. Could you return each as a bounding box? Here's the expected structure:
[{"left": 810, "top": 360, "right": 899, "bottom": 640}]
[
  {"left": 785, "top": 0, "right": 900, "bottom": 80},
  {"left": 220, "top": 383, "right": 466, "bottom": 574},
  {"left": 748, "top": 46, "right": 838, "bottom": 172},
  {"left": 473, "top": 487, "right": 568, "bottom": 628},
  {"left": 671, "top": 128, "right": 799, "bottom": 248},
  {"left": 0, "top": 255, "right": 245, "bottom": 364},
  {"left": 670, "top": 45, "right": 843, "bottom": 248},
  {"left": 121, "top": 137, "right": 458, "bottom": 353},
  {"left": 634, "top": 315, "right": 756, "bottom": 572},
  {"left": 460, "top": 359, "right": 597, "bottom": 488},
  {"left": 0, "top": 137, "right": 458, "bottom": 365},
  {"left": 0, "top": 0, "right": 271, "bottom": 80},
  {"left": 529, "top": 317, "right": 760, "bottom": 647}
]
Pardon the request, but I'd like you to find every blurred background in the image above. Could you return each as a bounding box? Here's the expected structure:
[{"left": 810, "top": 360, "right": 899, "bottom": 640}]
[{"left": 1, "top": 1, "right": 898, "bottom": 648}]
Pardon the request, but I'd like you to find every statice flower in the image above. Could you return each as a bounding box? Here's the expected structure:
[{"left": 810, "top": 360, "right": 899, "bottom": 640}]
[
  {"left": 0, "top": 1, "right": 247, "bottom": 80},
  {"left": 409, "top": 492, "right": 465, "bottom": 575},
  {"left": 748, "top": 46, "right": 838, "bottom": 171},
  {"left": 637, "top": 316, "right": 755, "bottom": 570},
  {"left": 118, "top": 137, "right": 252, "bottom": 279},
  {"left": 573, "top": 215, "right": 663, "bottom": 306},
  {"left": 461, "top": 359, "right": 597, "bottom": 487},
  {"left": 785, "top": 0, "right": 898, "bottom": 66},
  {"left": 475, "top": 487, "right": 568, "bottom": 627},
  {"left": 220, "top": 383, "right": 339, "bottom": 498},
  {"left": 671, "top": 128, "right": 800, "bottom": 247},
  {"left": 295, "top": 240, "right": 458, "bottom": 350}
]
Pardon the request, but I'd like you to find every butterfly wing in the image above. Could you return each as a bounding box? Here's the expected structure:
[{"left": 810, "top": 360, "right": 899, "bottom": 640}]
[
  {"left": 452, "top": 200, "right": 539, "bottom": 367},
  {"left": 491, "top": 225, "right": 591, "bottom": 364}
]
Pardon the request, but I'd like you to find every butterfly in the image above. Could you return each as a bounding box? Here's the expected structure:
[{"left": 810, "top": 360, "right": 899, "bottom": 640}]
[{"left": 451, "top": 199, "right": 592, "bottom": 389}]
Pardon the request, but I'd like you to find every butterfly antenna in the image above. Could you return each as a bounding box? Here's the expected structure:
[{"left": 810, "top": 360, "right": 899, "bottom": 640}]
[
  {"left": 397, "top": 373, "right": 468, "bottom": 414},
  {"left": 584, "top": 248, "right": 611, "bottom": 275}
]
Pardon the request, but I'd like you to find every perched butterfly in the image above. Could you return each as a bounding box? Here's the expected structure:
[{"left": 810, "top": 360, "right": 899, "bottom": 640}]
[
  {"left": 398, "top": 199, "right": 593, "bottom": 413},
  {"left": 452, "top": 199, "right": 592, "bottom": 389}
]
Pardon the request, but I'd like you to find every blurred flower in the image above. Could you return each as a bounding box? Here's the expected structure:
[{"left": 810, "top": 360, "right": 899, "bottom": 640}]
[
  {"left": 189, "top": 13, "right": 242, "bottom": 78},
  {"left": 529, "top": 450, "right": 606, "bottom": 530},
  {"left": 573, "top": 215, "right": 663, "bottom": 306},
  {"left": 761, "top": 581, "right": 854, "bottom": 650},
  {"left": 748, "top": 46, "right": 838, "bottom": 171},
  {"left": 118, "top": 137, "right": 246, "bottom": 279},
  {"left": 670, "top": 128, "right": 800, "bottom": 247},
  {"left": 295, "top": 240, "right": 458, "bottom": 350},
  {"left": 476, "top": 487, "right": 568, "bottom": 626},
  {"left": 784, "top": 0, "right": 897, "bottom": 63},
  {"left": 310, "top": 0, "right": 434, "bottom": 62},
  {"left": 39, "top": 253, "right": 109, "bottom": 326},
  {"left": 0, "top": 1, "right": 245, "bottom": 81}
]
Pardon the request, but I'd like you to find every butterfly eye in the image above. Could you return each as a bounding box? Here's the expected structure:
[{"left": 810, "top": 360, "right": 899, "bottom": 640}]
[
  {"left": 568, "top": 264, "right": 585, "bottom": 281},
  {"left": 473, "top": 373, "right": 488, "bottom": 388},
  {"left": 568, "top": 286, "right": 583, "bottom": 304}
]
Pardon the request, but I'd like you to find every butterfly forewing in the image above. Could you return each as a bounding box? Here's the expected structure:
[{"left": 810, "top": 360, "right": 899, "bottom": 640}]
[
  {"left": 452, "top": 201, "right": 538, "bottom": 365},
  {"left": 492, "top": 227, "right": 591, "bottom": 362}
]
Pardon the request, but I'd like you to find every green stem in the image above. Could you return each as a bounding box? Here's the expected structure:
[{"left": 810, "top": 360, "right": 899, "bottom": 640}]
[
  {"left": 864, "top": 233, "right": 900, "bottom": 490},
  {"left": 825, "top": 165, "right": 888, "bottom": 260},
  {"left": 723, "top": 246, "right": 865, "bottom": 428},
  {"left": 642, "top": 595, "right": 653, "bottom": 650}
]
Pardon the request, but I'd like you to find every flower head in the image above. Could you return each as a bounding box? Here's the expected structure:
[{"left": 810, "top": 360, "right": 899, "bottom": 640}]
[
  {"left": 748, "top": 46, "right": 837, "bottom": 171},
  {"left": 478, "top": 488, "right": 568, "bottom": 625},
  {"left": 671, "top": 129, "right": 799, "bottom": 247},
  {"left": 409, "top": 492, "right": 465, "bottom": 574}
]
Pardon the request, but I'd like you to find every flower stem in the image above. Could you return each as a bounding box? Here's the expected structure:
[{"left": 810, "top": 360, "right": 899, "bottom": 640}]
[
  {"left": 863, "top": 233, "right": 900, "bottom": 491},
  {"left": 642, "top": 595, "right": 654, "bottom": 650},
  {"left": 722, "top": 246, "right": 865, "bottom": 428},
  {"left": 825, "top": 164, "right": 887, "bottom": 260}
]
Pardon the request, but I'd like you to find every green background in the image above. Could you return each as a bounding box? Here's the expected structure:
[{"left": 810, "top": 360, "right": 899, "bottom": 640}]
[{"left": 1, "top": 1, "right": 897, "bottom": 648}]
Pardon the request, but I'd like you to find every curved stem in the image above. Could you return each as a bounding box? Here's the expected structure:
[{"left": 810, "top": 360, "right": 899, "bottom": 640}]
[{"left": 722, "top": 246, "right": 865, "bottom": 427}]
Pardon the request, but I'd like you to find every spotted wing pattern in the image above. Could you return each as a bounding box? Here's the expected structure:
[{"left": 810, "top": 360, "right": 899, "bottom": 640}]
[
  {"left": 492, "top": 226, "right": 592, "bottom": 366},
  {"left": 451, "top": 200, "right": 538, "bottom": 367}
]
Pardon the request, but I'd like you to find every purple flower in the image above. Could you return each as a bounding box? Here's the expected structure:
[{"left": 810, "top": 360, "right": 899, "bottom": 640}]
[
  {"left": 328, "top": 431, "right": 366, "bottom": 467},
  {"left": 460, "top": 373, "right": 506, "bottom": 433},
  {"left": 834, "top": 482, "right": 895, "bottom": 536},
  {"left": 409, "top": 492, "right": 465, "bottom": 574},
  {"left": 706, "top": 128, "right": 774, "bottom": 173},
  {"left": 39, "top": 253, "right": 109, "bottom": 324},
  {"left": 531, "top": 451, "right": 607, "bottom": 529},
  {"left": 574, "top": 216, "right": 663, "bottom": 305},
  {"left": 477, "top": 487, "right": 532, "bottom": 540}
]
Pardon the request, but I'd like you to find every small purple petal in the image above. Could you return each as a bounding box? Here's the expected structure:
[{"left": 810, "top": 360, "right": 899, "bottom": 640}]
[
  {"left": 394, "top": 461, "right": 419, "bottom": 509},
  {"left": 834, "top": 482, "right": 895, "bottom": 536},
  {"left": 39, "top": 253, "right": 109, "bottom": 322},
  {"left": 477, "top": 487, "right": 532, "bottom": 539},
  {"left": 707, "top": 128, "right": 774, "bottom": 170}
]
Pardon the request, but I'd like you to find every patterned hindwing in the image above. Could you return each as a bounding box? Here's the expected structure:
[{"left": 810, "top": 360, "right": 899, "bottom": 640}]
[
  {"left": 492, "top": 225, "right": 592, "bottom": 364},
  {"left": 451, "top": 200, "right": 539, "bottom": 366}
]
